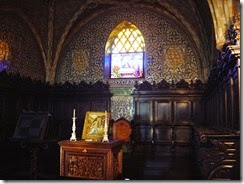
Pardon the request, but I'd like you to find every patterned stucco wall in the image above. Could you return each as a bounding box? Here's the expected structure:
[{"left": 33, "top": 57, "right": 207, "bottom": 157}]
[
  {"left": 56, "top": 9, "right": 200, "bottom": 120},
  {"left": 0, "top": 13, "right": 45, "bottom": 81}
]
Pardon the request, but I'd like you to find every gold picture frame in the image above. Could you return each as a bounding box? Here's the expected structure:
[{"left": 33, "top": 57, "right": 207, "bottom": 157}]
[{"left": 81, "top": 111, "right": 110, "bottom": 141}]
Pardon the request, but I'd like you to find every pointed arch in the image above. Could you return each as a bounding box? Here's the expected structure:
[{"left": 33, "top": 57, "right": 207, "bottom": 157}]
[{"left": 104, "top": 20, "right": 146, "bottom": 79}]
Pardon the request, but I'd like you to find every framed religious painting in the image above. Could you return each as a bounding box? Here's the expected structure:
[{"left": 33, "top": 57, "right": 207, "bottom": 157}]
[{"left": 82, "top": 111, "right": 110, "bottom": 141}]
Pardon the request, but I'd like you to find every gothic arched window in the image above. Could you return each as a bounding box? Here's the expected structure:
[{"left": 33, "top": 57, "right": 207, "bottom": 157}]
[{"left": 104, "top": 21, "right": 145, "bottom": 79}]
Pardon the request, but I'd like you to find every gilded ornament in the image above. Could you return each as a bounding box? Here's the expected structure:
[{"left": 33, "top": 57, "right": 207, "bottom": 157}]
[
  {"left": 72, "top": 51, "right": 89, "bottom": 71},
  {"left": 165, "top": 46, "right": 184, "bottom": 69}
]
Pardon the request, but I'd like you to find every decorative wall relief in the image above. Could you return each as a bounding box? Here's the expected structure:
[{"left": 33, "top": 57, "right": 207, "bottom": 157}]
[
  {"left": 72, "top": 50, "right": 89, "bottom": 71},
  {"left": 165, "top": 46, "right": 184, "bottom": 71},
  {"left": 162, "top": 45, "right": 198, "bottom": 82}
]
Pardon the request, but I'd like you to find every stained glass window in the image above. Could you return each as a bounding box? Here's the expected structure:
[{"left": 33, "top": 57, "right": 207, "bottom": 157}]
[
  {"left": 0, "top": 40, "right": 10, "bottom": 72},
  {"left": 105, "top": 21, "right": 145, "bottom": 79}
]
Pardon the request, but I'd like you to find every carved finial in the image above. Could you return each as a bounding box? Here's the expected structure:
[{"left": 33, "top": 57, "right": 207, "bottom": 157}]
[{"left": 226, "top": 24, "right": 238, "bottom": 45}]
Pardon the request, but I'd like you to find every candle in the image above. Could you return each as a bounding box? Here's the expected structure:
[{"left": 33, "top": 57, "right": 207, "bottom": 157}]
[
  {"left": 73, "top": 108, "right": 76, "bottom": 117},
  {"left": 105, "top": 111, "right": 107, "bottom": 124}
]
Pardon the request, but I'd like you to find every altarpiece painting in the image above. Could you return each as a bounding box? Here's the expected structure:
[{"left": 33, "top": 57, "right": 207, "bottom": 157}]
[{"left": 82, "top": 111, "right": 110, "bottom": 141}]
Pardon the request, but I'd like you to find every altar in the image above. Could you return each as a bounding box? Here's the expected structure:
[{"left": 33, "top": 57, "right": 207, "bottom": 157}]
[{"left": 58, "top": 140, "right": 123, "bottom": 180}]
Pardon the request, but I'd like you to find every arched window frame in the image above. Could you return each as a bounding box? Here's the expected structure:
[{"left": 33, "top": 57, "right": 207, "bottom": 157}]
[{"left": 104, "top": 21, "right": 146, "bottom": 79}]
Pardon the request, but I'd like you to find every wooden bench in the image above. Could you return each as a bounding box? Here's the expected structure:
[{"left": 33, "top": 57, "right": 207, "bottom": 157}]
[{"left": 193, "top": 126, "right": 240, "bottom": 180}]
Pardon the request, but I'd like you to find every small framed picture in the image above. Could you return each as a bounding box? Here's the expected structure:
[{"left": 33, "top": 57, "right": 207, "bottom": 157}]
[{"left": 82, "top": 111, "right": 110, "bottom": 141}]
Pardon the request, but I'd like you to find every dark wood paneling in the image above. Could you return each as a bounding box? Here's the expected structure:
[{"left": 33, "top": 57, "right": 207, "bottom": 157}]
[
  {"left": 131, "top": 80, "right": 205, "bottom": 155},
  {"left": 233, "top": 67, "right": 240, "bottom": 130},
  {"left": 154, "top": 101, "right": 171, "bottom": 122},
  {"left": 174, "top": 125, "right": 193, "bottom": 144},
  {"left": 132, "top": 80, "right": 204, "bottom": 124},
  {"left": 91, "top": 100, "right": 109, "bottom": 111},
  {"left": 131, "top": 122, "right": 194, "bottom": 156},
  {"left": 0, "top": 95, "right": 4, "bottom": 120},
  {"left": 203, "top": 46, "right": 240, "bottom": 132},
  {"left": 226, "top": 78, "right": 234, "bottom": 130},
  {"left": 136, "top": 101, "right": 153, "bottom": 122},
  {"left": 174, "top": 101, "right": 191, "bottom": 122},
  {"left": 154, "top": 124, "right": 172, "bottom": 143},
  {"left": 192, "top": 100, "right": 202, "bottom": 123},
  {"left": 133, "top": 123, "right": 153, "bottom": 143},
  {"left": 0, "top": 72, "right": 112, "bottom": 141}
]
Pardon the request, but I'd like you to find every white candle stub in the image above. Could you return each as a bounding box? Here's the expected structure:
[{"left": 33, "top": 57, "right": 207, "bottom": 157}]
[{"left": 73, "top": 109, "right": 76, "bottom": 117}]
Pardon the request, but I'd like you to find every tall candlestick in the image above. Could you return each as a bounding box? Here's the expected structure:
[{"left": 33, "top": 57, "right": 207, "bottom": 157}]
[
  {"left": 70, "top": 109, "right": 77, "bottom": 141},
  {"left": 102, "top": 110, "right": 109, "bottom": 143}
]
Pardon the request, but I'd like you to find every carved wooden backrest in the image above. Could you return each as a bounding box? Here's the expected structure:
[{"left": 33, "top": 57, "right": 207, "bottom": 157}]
[{"left": 112, "top": 117, "right": 132, "bottom": 143}]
